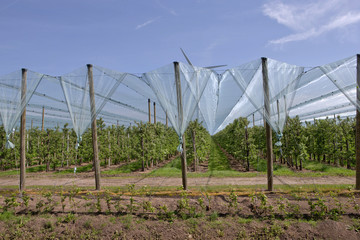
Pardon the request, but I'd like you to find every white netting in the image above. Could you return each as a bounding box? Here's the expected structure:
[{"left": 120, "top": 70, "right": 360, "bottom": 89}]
[
  {"left": 0, "top": 69, "right": 45, "bottom": 148},
  {"left": 60, "top": 65, "right": 126, "bottom": 147},
  {"left": 143, "top": 62, "right": 213, "bottom": 136},
  {"left": 0, "top": 55, "right": 359, "bottom": 140}
]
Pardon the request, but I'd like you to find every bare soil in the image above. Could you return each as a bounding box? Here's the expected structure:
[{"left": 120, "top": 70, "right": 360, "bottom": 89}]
[
  {"left": 0, "top": 173, "right": 355, "bottom": 188},
  {"left": 0, "top": 191, "right": 360, "bottom": 239}
]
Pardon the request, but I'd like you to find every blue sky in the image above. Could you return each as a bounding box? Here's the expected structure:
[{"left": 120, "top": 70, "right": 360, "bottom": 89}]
[{"left": 1, "top": 0, "right": 360, "bottom": 76}]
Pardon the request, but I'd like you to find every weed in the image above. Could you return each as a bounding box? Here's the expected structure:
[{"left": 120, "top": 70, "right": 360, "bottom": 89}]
[
  {"left": 83, "top": 220, "right": 92, "bottom": 229},
  {"left": 62, "top": 213, "right": 76, "bottom": 223},
  {"left": 43, "top": 221, "right": 54, "bottom": 231},
  {"left": 120, "top": 214, "right": 133, "bottom": 230},
  {"left": 209, "top": 211, "right": 218, "bottom": 221}
]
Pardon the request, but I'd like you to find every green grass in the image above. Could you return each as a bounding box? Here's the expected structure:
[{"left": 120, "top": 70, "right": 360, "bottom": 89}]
[
  {"left": 208, "top": 140, "right": 231, "bottom": 171},
  {"left": 0, "top": 165, "right": 47, "bottom": 177},
  {"left": 55, "top": 164, "right": 93, "bottom": 174},
  {"left": 303, "top": 160, "right": 355, "bottom": 176},
  {"left": 149, "top": 140, "right": 256, "bottom": 178},
  {"left": 102, "top": 160, "right": 143, "bottom": 175}
]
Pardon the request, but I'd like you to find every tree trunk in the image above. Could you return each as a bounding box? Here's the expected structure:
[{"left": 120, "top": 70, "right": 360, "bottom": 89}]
[
  {"left": 192, "top": 129, "right": 197, "bottom": 172},
  {"left": 245, "top": 126, "right": 250, "bottom": 171},
  {"left": 46, "top": 159, "right": 50, "bottom": 172},
  {"left": 347, "top": 140, "right": 351, "bottom": 169},
  {"left": 141, "top": 137, "right": 145, "bottom": 171}
]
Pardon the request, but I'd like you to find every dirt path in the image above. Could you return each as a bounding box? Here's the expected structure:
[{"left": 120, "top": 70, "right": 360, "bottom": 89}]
[{"left": 0, "top": 174, "right": 355, "bottom": 188}]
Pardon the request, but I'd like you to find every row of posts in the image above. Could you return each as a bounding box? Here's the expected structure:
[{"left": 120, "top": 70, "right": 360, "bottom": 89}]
[
  {"left": 16, "top": 55, "right": 360, "bottom": 192},
  {"left": 147, "top": 98, "right": 169, "bottom": 127}
]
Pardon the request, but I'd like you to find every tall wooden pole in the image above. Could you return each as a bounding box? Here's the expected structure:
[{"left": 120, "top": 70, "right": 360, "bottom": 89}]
[
  {"left": 87, "top": 64, "right": 101, "bottom": 190},
  {"left": 262, "top": 57, "right": 273, "bottom": 192},
  {"left": 41, "top": 106, "right": 45, "bottom": 131},
  {"left": 153, "top": 102, "right": 156, "bottom": 124},
  {"left": 253, "top": 114, "right": 255, "bottom": 127},
  {"left": 20, "top": 68, "right": 27, "bottom": 192},
  {"left": 174, "top": 62, "right": 187, "bottom": 190},
  {"left": 148, "top": 99, "right": 151, "bottom": 123},
  {"left": 356, "top": 54, "right": 360, "bottom": 189},
  {"left": 166, "top": 113, "right": 168, "bottom": 127}
]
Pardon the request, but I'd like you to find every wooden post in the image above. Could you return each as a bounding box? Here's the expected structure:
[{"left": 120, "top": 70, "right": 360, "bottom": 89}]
[
  {"left": 253, "top": 114, "right": 255, "bottom": 127},
  {"left": 356, "top": 54, "right": 360, "bottom": 190},
  {"left": 153, "top": 102, "right": 156, "bottom": 124},
  {"left": 148, "top": 99, "right": 151, "bottom": 123},
  {"left": 174, "top": 62, "right": 187, "bottom": 190},
  {"left": 20, "top": 68, "right": 27, "bottom": 192},
  {"left": 276, "top": 99, "right": 280, "bottom": 126},
  {"left": 166, "top": 113, "right": 168, "bottom": 127},
  {"left": 41, "top": 106, "right": 45, "bottom": 131},
  {"left": 31, "top": 119, "right": 33, "bottom": 129},
  {"left": 262, "top": 57, "right": 273, "bottom": 192},
  {"left": 87, "top": 64, "right": 101, "bottom": 190}
]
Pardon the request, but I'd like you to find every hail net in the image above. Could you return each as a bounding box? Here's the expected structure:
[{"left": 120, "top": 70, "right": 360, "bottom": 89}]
[
  {"left": 0, "top": 70, "right": 44, "bottom": 148},
  {"left": 0, "top": 55, "right": 358, "bottom": 146}
]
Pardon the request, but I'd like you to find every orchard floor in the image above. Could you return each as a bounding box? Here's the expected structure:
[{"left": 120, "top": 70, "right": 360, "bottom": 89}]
[{"left": 0, "top": 172, "right": 355, "bottom": 188}]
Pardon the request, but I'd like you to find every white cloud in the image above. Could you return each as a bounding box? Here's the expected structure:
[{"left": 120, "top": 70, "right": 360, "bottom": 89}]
[
  {"left": 263, "top": 0, "right": 360, "bottom": 44},
  {"left": 135, "top": 17, "right": 160, "bottom": 30}
]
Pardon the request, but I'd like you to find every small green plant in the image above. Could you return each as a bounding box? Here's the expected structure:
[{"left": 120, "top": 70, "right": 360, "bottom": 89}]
[
  {"left": 60, "top": 190, "right": 67, "bottom": 212},
  {"left": 62, "top": 213, "right": 76, "bottom": 223},
  {"left": 142, "top": 200, "right": 155, "bottom": 213},
  {"left": 209, "top": 211, "right": 218, "bottom": 221},
  {"left": 126, "top": 197, "right": 139, "bottom": 214},
  {"left": 228, "top": 189, "right": 239, "bottom": 214},
  {"left": 3, "top": 194, "right": 20, "bottom": 213},
  {"left": 21, "top": 192, "right": 30, "bottom": 210},
  {"left": 157, "top": 205, "right": 175, "bottom": 222},
  {"left": 43, "top": 191, "right": 57, "bottom": 213},
  {"left": 104, "top": 190, "right": 113, "bottom": 213},
  {"left": 249, "top": 192, "right": 274, "bottom": 218},
  {"left": 205, "top": 192, "right": 212, "bottom": 211},
  {"left": 276, "top": 196, "right": 288, "bottom": 217},
  {"left": 83, "top": 220, "right": 92, "bottom": 229},
  {"left": 43, "top": 221, "right": 54, "bottom": 231},
  {"left": 308, "top": 196, "right": 328, "bottom": 220},
  {"left": 175, "top": 190, "right": 197, "bottom": 219},
  {"left": 197, "top": 197, "right": 206, "bottom": 217},
  {"left": 96, "top": 194, "right": 102, "bottom": 213},
  {"left": 35, "top": 199, "right": 45, "bottom": 213},
  {"left": 328, "top": 192, "right": 344, "bottom": 220}
]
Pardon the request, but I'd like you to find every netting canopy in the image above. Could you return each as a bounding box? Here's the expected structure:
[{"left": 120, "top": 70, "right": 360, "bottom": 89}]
[
  {"left": 0, "top": 69, "right": 45, "bottom": 148},
  {"left": 0, "top": 55, "right": 359, "bottom": 147}
]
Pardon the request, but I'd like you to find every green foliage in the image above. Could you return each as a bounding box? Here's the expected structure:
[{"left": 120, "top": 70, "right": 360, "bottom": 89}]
[{"left": 213, "top": 117, "right": 257, "bottom": 171}]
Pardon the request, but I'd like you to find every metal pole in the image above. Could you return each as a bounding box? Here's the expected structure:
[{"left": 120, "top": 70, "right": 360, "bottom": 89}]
[
  {"left": 262, "top": 57, "right": 273, "bottom": 192},
  {"left": 20, "top": 68, "right": 27, "bottom": 192},
  {"left": 174, "top": 62, "right": 187, "bottom": 190},
  {"left": 87, "top": 64, "right": 101, "bottom": 190}
]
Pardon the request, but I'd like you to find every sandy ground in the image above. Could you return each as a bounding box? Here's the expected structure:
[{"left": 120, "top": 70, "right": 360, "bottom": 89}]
[{"left": 0, "top": 174, "right": 355, "bottom": 188}]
